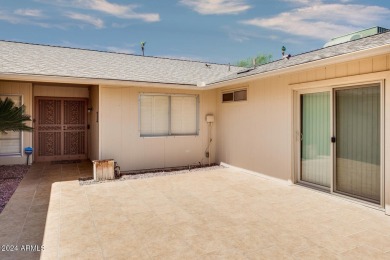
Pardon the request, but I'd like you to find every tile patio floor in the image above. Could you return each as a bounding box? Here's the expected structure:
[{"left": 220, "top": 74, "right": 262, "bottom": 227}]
[{"left": 1, "top": 162, "right": 390, "bottom": 259}]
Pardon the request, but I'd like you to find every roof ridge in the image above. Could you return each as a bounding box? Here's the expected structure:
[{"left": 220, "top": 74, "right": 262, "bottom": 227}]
[{"left": 0, "top": 39, "right": 239, "bottom": 67}]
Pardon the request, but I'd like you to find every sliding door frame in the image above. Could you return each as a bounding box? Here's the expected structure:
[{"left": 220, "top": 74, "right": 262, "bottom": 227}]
[
  {"left": 296, "top": 87, "right": 333, "bottom": 192},
  {"left": 296, "top": 87, "right": 334, "bottom": 192},
  {"left": 294, "top": 80, "right": 385, "bottom": 208}
]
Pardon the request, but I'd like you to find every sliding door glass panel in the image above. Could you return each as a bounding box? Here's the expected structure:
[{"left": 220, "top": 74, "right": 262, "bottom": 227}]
[
  {"left": 335, "top": 85, "right": 380, "bottom": 202},
  {"left": 301, "top": 92, "right": 331, "bottom": 188}
]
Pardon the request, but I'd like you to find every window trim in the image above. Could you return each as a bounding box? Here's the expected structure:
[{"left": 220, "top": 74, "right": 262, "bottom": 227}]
[
  {"left": 222, "top": 88, "right": 248, "bottom": 103},
  {"left": 0, "top": 94, "right": 23, "bottom": 156},
  {"left": 138, "top": 93, "right": 199, "bottom": 137}
]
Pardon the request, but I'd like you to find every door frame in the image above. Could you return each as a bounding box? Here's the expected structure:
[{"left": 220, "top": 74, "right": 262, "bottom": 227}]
[
  {"left": 34, "top": 96, "right": 88, "bottom": 162},
  {"left": 293, "top": 80, "right": 385, "bottom": 208},
  {"left": 295, "top": 87, "right": 334, "bottom": 193}
]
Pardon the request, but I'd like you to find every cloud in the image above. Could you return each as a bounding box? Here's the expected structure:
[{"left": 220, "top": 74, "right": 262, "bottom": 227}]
[
  {"left": 280, "top": 0, "right": 322, "bottom": 5},
  {"left": 39, "top": 0, "right": 160, "bottom": 22},
  {"left": 180, "top": 0, "right": 251, "bottom": 15},
  {"left": 0, "top": 8, "right": 63, "bottom": 28},
  {"left": 14, "top": 9, "right": 43, "bottom": 17},
  {"left": 280, "top": 0, "right": 351, "bottom": 5},
  {"left": 241, "top": 3, "right": 390, "bottom": 40},
  {"left": 226, "top": 29, "right": 279, "bottom": 43},
  {"left": 65, "top": 12, "right": 104, "bottom": 28},
  {"left": 0, "top": 11, "right": 21, "bottom": 24}
]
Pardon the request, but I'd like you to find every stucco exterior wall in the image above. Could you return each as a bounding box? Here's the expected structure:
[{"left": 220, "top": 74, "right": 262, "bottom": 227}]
[
  {"left": 216, "top": 54, "right": 390, "bottom": 183},
  {"left": 88, "top": 85, "right": 100, "bottom": 161},
  {"left": 216, "top": 76, "right": 291, "bottom": 181},
  {"left": 100, "top": 85, "right": 217, "bottom": 171},
  {"left": 34, "top": 85, "right": 89, "bottom": 98},
  {"left": 0, "top": 81, "right": 33, "bottom": 165}
]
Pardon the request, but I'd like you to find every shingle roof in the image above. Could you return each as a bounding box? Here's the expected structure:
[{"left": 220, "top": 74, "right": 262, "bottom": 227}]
[
  {"left": 1, "top": 31, "right": 389, "bottom": 87},
  {"left": 211, "top": 31, "right": 390, "bottom": 84},
  {"left": 0, "top": 40, "right": 241, "bottom": 86}
]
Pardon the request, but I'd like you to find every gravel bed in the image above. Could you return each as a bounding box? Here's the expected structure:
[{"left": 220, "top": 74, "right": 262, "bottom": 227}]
[
  {"left": 0, "top": 165, "right": 30, "bottom": 213},
  {"left": 79, "top": 165, "right": 225, "bottom": 186}
]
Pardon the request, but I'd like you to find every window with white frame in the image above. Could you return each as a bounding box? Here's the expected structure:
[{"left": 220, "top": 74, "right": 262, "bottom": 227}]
[
  {"left": 0, "top": 95, "right": 22, "bottom": 156},
  {"left": 139, "top": 94, "right": 198, "bottom": 136}
]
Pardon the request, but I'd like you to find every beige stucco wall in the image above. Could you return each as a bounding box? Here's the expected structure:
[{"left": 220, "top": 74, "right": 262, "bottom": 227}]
[
  {"left": 216, "top": 76, "right": 291, "bottom": 181},
  {"left": 34, "top": 85, "right": 89, "bottom": 98},
  {"left": 100, "top": 85, "right": 217, "bottom": 171},
  {"left": 215, "top": 53, "right": 390, "bottom": 211},
  {"left": 88, "top": 85, "right": 100, "bottom": 161},
  {"left": 0, "top": 81, "right": 33, "bottom": 165}
]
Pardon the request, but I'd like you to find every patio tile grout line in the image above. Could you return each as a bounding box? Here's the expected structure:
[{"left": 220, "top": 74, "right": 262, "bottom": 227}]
[
  {"left": 80, "top": 163, "right": 106, "bottom": 260},
  {"left": 14, "top": 165, "right": 40, "bottom": 247},
  {"left": 122, "top": 177, "right": 154, "bottom": 259},
  {"left": 6, "top": 163, "right": 390, "bottom": 259},
  {"left": 57, "top": 164, "right": 63, "bottom": 260},
  {"left": 232, "top": 165, "right": 385, "bottom": 215}
]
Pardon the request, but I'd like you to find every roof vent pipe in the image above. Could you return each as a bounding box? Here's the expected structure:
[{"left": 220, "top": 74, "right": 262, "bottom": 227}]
[{"left": 281, "top": 46, "right": 291, "bottom": 60}]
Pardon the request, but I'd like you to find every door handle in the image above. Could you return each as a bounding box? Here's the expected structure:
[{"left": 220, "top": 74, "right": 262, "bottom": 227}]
[{"left": 331, "top": 136, "right": 336, "bottom": 143}]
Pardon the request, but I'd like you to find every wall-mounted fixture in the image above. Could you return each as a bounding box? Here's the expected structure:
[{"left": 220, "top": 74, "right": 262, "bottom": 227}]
[
  {"left": 87, "top": 107, "right": 93, "bottom": 113},
  {"left": 205, "top": 114, "right": 214, "bottom": 165},
  {"left": 206, "top": 114, "right": 214, "bottom": 123}
]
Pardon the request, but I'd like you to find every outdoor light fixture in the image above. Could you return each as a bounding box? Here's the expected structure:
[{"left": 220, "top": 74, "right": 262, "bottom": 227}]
[{"left": 24, "top": 147, "right": 33, "bottom": 165}]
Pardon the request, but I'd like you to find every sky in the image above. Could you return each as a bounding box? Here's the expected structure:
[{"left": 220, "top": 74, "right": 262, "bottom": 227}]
[{"left": 0, "top": 0, "right": 389, "bottom": 64}]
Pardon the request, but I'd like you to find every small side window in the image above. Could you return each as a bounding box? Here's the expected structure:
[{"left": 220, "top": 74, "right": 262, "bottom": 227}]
[
  {"left": 222, "top": 92, "right": 234, "bottom": 102},
  {"left": 234, "top": 90, "right": 247, "bottom": 101},
  {"left": 222, "top": 89, "right": 247, "bottom": 103}
]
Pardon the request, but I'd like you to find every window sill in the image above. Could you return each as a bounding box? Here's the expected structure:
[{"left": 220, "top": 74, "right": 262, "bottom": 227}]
[{"left": 0, "top": 153, "right": 23, "bottom": 157}]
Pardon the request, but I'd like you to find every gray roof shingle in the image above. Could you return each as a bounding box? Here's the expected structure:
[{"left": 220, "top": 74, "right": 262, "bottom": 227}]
[
  {"left": 211, "top": 31, "right": 390, "bottom": 84},
  {"left": 0, "top": 41, "right": 241, "bottom": 86},
  {"left": 1, "top": 31, "right": 389, "bottom": 86}
]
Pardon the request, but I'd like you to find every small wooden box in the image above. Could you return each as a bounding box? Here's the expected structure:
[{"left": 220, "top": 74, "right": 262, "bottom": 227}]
[{"left": 92, "top": 159, "right": 115, "bottom": 181}]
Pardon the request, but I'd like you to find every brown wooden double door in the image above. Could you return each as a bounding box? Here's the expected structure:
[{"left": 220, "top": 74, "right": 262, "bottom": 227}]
[{"left": 35, "top": 97, "right": 87, "bottom": 162}]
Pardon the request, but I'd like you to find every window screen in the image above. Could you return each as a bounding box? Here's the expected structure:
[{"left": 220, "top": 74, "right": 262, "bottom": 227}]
[
  {"left": 0, "top": 95, "right": 22, "bottom": 155},
  {"left": 234, "top": 90, "right": 247, "bottom": 101},
  {"left": 140, "top": 95, "right": 169, "bottom": 136},
  {"left": 171, "top": 96, "right": 197, "bottom": 135},
  {"left": 140, "top": 94, "right": 198, "bottom": 136},
  {"left": 222, "top": 92, "right": 234, "bottom": 102},
  {"left": 222, "top": 89, "right": 247, "bottom": 103}
]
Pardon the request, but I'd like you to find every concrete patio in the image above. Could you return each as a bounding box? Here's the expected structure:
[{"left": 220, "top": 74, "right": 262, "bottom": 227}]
[{"left": 1, "top": 162, "right": 390, "bottom": 259}]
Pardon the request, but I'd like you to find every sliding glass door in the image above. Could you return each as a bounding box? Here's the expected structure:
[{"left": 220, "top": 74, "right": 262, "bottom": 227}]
[
  {"left": 335, "top": 85, "right": 381, "bottom": 202},
  {"left": 300, "top": 92, "right": 331, "bottom": 188},
  {"left": 299, "top": 84, "right": 382, "bottom": 204}
]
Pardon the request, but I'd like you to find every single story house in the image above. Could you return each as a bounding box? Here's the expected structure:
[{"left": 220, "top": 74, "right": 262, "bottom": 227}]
[{"left": 1, "top": 29, "right": 390, "bottom": 215}]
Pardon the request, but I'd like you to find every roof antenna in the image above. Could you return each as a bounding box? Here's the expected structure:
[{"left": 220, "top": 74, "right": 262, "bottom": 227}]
[
  {"left": 140, "top": 41, "right": 146, "bottom": 56},
  {"left": 282, "top": 46, "right": 291, "bottom": 60}
]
